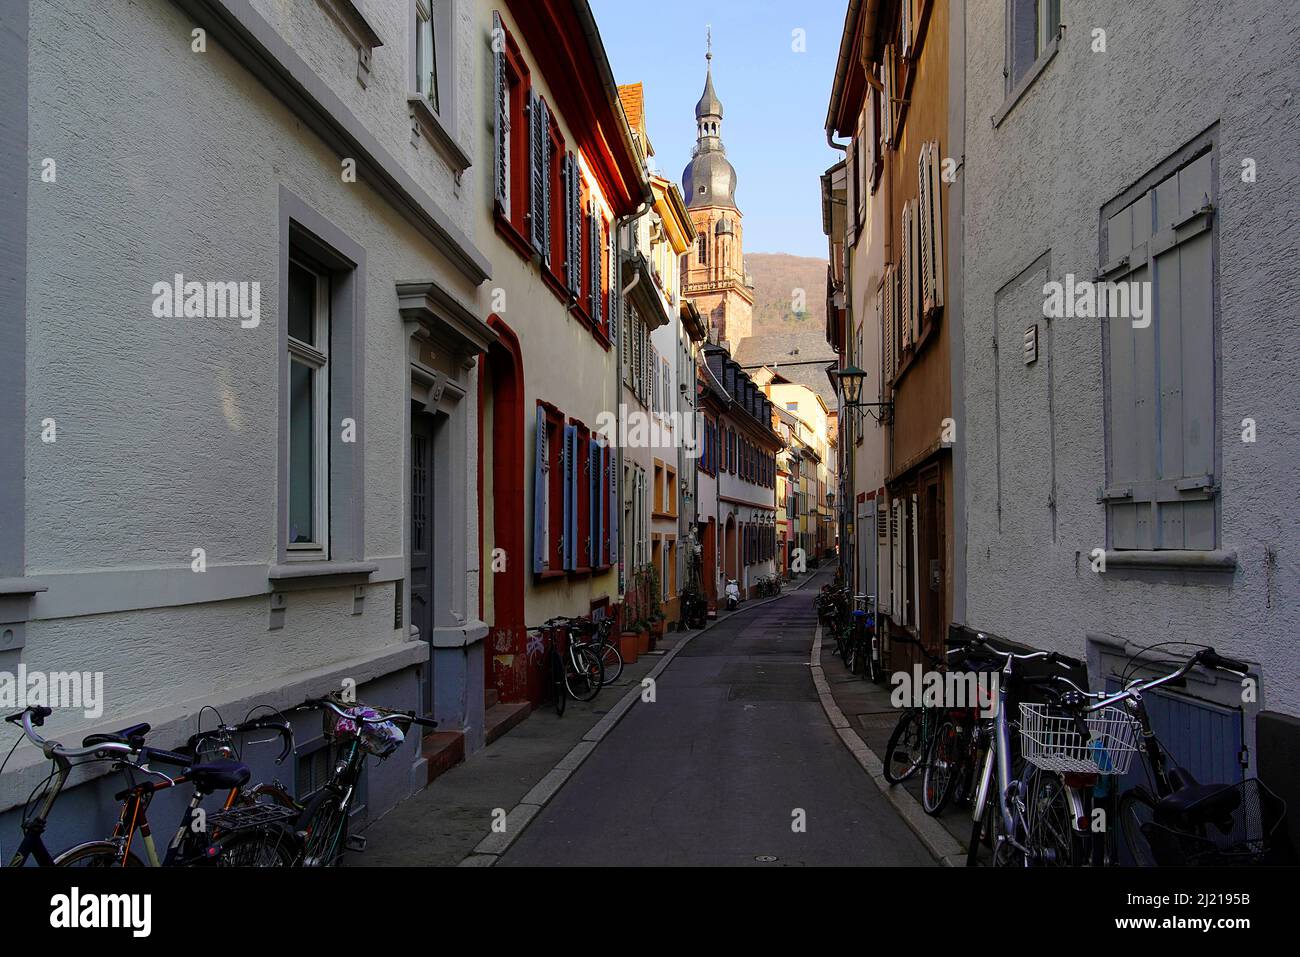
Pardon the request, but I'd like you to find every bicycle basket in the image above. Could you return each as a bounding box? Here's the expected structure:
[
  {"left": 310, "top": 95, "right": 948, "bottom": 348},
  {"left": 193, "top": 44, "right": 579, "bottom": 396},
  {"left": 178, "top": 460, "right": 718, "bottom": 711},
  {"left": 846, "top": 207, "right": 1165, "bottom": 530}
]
[
  {"left": 323, "top": 701, "right": 405, "bottom": 757},
  {"left": 1018, "top": 703, "right": 1140, "bottom": 775},
  {"left": 1137, "top": 779, "right": 1288, "bottom": 866}
]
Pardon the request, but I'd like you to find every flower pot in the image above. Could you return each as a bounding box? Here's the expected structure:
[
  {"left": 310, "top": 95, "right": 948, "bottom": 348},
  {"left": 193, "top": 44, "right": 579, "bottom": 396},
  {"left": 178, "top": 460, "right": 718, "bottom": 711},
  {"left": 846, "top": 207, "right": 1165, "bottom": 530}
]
[
  {"left": 636, "top": 628, "right": 651, "bottom": 655},
  {"left": 619, "top": 631, "right": 639, "bottom": 665}
]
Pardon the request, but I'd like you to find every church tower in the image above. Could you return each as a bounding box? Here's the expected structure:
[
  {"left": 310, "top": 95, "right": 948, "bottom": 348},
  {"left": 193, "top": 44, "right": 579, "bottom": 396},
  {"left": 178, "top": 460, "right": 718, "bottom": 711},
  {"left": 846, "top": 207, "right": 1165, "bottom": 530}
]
[{"left": 681, "top": 34, "right": 754, "bottom": 351}]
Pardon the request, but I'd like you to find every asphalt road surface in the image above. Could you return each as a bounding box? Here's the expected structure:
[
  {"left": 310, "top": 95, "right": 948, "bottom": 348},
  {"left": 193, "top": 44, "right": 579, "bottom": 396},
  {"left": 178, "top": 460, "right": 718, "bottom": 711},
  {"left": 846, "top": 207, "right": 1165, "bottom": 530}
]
[{"left": 499, "top": 581, "right": 935, "bottom": 866}]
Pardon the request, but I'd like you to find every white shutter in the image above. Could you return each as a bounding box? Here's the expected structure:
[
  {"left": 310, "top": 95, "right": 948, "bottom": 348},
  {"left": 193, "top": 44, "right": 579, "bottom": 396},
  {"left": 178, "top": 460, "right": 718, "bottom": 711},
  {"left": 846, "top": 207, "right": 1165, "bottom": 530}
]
[
  {"left": 846, "top": 138, "right": 857, "bottom": 242},
  {"left": 917, "top": 143, "right": 932, "bottom": 318},
  {"left": 910, "top": 494, "right": 920, "bottom": 629},
  {"left": 900, "top": 203, "right": 913, "bottom": 349},
  {"left": 901, "top": 1, "right": 913, "bottom": 59},
  {"left": 928, "top": 139, "right": 945, "bottom": 311},
  {"left": 890, "top": 498, "right": 902, "bottom": 625}
]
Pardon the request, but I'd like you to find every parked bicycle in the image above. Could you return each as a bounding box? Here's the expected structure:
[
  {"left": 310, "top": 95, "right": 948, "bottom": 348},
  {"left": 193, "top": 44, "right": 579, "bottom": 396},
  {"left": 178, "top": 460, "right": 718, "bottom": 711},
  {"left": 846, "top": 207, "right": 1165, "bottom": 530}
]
[
  {"left": 3, "top": 706, "right": 298, "bottom": 866},
  {"left": 1053, "top": 646, "right": 1286, "bottom": 867},
  {"left": 527, "top": 618, "right": 607, "bottom": 716},
  {"left": 289, "top": 695, "right": 436, "bottom": 866}
]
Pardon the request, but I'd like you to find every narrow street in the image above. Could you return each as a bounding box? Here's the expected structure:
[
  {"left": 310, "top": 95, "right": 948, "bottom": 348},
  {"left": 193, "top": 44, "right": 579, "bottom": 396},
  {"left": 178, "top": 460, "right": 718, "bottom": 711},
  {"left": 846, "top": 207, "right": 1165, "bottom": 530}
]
[{"left": 499, "top": 579, "right": 933, "bottom": 866}]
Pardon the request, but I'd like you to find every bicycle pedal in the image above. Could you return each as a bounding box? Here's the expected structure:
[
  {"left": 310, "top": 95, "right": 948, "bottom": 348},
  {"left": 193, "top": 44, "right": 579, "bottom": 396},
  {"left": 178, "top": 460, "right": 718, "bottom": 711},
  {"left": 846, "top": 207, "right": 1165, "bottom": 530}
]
[{"left": 345, "top": 835, "right": 367, "bottom": 852}]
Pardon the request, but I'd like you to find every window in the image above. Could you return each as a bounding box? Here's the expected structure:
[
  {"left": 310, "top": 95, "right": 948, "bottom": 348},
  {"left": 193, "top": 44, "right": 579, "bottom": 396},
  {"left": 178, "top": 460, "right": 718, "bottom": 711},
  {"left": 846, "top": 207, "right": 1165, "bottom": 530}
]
[
  {"left": 880, "top": 47, "right": 896, "bottom": 150},
  {"left": 917, "top": 141, "right": 945, "bottom": 320},
  {"left": 287, "top": 258, "right": 329, "bottom": 551},
  {"left": 492, "top": 13, "right": 528, "bottom": 234},
  {"left": 562, "top": 152, "right": 582, "bottom": 297},
  {"left": 1101, "top": 144, "right": 1217, "bottom": 551},
  {"left": 665, "top": 466, "right": 677, "bottom": 517},
  {"left": 532, "top": 405, "right": 562, "bottom": 573},
  {"left": 653, "top": 461, "right": 664, "bottom": 513},
  {"left": 527, "top": 91, "right": 551, "bottom": 262},
  {"left": 698, "top": 233, "right": 708, "bottom": 265},
  {"left": 414, "top": 0, "right": 441, "bottom": 113},
  {"left": 1006, "top": 0, "right": 1060, "bottom": 93}
]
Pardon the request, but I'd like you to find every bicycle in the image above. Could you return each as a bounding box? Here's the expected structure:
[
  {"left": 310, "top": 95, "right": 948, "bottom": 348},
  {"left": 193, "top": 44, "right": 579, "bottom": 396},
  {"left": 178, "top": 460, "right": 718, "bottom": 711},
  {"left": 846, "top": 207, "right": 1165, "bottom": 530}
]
[
  {"left": 3, "top": 706, "right": 297, "bottom": 867},
  {"left": 880, "top": 630, "right": 972, "bottom": 786},
  {"left": 845, "top": 595, "right": 881, "bottom": 684},
  {"left": 1047, "top": 646, "right": 1287, "bottom": 866},
  {"left": 960, "top": 633, "right": 1088, "bottom": 866},
  {"left": 564, "top": 615, "right": 624, "bottom": 686},
  {"left": 291, "top": 695, "right": 437, "bottom": 866},
  {"left": 529, "top": 618, "right": 607, "bottom": 714}
]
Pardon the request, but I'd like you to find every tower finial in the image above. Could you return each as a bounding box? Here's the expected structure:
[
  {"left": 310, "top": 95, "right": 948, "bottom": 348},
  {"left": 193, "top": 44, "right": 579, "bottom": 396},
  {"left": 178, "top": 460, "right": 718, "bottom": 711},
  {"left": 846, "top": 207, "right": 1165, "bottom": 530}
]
[{"left": 706, "top": 25, "right": 712, "bottom": 64}]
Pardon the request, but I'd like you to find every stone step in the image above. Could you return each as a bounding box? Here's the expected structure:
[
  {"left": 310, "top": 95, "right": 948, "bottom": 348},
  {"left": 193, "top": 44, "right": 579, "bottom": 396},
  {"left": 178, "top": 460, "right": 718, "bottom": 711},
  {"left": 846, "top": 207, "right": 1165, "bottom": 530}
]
[
  {"left": 484, "top": 701, "right": 532, "bottom": 747},
  {"left": 420, "top": 730, "right": 465, "bottom": 785}
]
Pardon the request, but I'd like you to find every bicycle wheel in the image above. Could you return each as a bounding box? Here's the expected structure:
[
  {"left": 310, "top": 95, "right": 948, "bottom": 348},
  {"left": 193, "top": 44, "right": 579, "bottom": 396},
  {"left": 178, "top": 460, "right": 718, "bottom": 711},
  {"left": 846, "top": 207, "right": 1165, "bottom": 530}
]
[
  {"left": 883, "top": 709, "right": 925, "bottom": 784},
  {"left": 922, "top": 719, "right": 962, "bottom": 816},
  {"left": 54, "top": 841, "right": 144, "bottom": 867},
  {"left": 595, "top": 639, "right": 624, "bottom": 685},
  {"left": 564, "top": 646, "right": 604, "bottom": 702},
  {"left": 299, "top": 790, "right": 349, "bottom": 867},
  {"left": 1022, "top": 768, "right": 1085, "bottom": 866},
  {"left": 1118, "top": 790, "right": 1160, "bottom": 866},
  {"left": 210, "top": 825, "right": 298, "bottom": 867}
]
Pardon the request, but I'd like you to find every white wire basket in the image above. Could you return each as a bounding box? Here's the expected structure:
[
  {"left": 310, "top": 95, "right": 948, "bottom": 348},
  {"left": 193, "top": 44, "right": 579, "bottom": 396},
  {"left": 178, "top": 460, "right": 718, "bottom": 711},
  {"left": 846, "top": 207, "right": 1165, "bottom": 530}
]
[{"left": 1018, "top": 703, "right": 1141, "bottom": 775}]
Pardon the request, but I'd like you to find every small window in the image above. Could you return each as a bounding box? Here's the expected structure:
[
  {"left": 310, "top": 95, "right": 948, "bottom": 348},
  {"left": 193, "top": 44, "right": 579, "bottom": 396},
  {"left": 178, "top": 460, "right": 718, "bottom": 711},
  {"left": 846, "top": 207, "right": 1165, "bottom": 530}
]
[
  {"left": 1008, "top": 0, "right": 1060, "bottom": 89},
  {"left": 287, "top": 258, "right": 330, "bottom": 551},
  {"left": 414, "top": 0, "right": 440, "bottom": 113}
]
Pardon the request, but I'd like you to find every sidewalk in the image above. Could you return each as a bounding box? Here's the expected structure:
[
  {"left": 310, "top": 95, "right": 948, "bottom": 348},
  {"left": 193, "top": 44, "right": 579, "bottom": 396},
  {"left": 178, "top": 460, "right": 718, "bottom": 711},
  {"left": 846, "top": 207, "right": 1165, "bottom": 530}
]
[{"left": 352, "top": 573, "right": 822, "bottom": 866}]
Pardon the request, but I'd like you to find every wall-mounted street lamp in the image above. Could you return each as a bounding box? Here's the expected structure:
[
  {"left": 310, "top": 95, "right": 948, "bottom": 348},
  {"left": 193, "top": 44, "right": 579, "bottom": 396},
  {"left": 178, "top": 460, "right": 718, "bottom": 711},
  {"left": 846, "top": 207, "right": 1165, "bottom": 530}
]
[{"left": 830, "top": 365, "right": 892, "bottom": 423}]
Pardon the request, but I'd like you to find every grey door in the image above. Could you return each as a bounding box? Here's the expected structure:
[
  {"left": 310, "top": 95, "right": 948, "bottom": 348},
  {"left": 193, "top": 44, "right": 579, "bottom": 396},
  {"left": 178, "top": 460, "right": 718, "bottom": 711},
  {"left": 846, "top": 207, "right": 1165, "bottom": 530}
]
[{"left": 411, "top": 406, "right": 435, "bottom": 716}]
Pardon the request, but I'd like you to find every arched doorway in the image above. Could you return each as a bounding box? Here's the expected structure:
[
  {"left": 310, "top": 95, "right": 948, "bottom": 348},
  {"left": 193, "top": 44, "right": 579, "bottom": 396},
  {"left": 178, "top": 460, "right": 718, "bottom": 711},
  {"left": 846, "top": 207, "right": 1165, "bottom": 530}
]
[{"left": 482, "top": 316, "right": 525, "bottom": 702}]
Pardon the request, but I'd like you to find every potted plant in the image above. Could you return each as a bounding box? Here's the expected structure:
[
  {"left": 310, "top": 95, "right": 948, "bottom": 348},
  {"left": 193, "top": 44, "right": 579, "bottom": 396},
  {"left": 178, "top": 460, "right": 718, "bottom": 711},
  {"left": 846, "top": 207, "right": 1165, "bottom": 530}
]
[{"left": 644, "top": 563, "right": 665, "bottom": 649}]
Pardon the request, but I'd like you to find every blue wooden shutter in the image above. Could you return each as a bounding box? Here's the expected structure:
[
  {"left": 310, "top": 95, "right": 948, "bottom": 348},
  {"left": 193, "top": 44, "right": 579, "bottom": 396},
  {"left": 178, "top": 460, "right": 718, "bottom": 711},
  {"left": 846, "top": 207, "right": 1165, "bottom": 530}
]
[
  {"left": 590, "top": 439, "right": 602, "bottom": 567},
  {"left": 608, "top": 445, "right": 618, "bottom": 569},
  {"left": 588, "top": 201, "right": 601, "bottom": 318},
  {"left": 528, "top": 92, "right": 546, "bottom": 255},
  {"left": 572, "top": 151, "right": 587, "bottom": 295},
  {"left": 533, "top": 407, "right": 549, "bottom": 573},
  {"left": 492, "top": 12, "right": 509, "bottom": 213},
  {"left": 562, "top": 424, "right": 577, "bottom": 570},
  {"left": 607, "top": 223, "right": 617, "bottom": 334}
]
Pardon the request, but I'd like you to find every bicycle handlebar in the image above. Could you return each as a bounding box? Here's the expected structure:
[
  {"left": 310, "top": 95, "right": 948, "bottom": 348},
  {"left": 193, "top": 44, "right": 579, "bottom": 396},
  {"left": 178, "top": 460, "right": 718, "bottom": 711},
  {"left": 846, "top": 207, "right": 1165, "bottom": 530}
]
[
  {"left": 13, "top": 708, "right": 138, "bottom": 762},
  {"left": 307, "top": 697, "right": 438, "bottom": 731},
  {"left": 187, "top": 718, "right": 295, "bottom": 765}
]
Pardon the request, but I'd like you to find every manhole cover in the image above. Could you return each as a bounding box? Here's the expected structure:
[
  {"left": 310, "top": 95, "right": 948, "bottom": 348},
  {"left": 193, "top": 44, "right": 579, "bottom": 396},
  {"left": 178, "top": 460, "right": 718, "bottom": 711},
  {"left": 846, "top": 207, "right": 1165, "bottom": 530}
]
[{"left": 754, "top": 855, "right": 778, "bottom": 863}]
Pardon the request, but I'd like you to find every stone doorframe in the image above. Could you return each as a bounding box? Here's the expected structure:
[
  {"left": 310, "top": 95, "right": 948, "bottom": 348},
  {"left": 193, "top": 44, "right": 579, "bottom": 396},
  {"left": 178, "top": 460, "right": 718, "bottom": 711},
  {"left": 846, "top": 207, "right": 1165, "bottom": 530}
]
[{"left": 397, "top": 280, "right": 497, "bottom": 751}]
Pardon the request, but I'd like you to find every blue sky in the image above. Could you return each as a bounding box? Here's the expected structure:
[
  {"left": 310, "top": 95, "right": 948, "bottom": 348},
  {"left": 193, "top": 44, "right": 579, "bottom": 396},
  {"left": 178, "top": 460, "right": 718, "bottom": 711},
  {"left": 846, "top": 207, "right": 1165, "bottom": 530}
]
[{"left": 590, "top": 0, "right": 845, "bottom": 259}]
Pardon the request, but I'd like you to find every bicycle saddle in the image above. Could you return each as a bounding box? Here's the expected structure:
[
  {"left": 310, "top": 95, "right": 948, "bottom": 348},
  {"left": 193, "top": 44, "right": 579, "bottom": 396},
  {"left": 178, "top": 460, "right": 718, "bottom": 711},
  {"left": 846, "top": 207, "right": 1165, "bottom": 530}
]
[
  {"left": 1157, "top": 781, "right": 1241, "bottom": 825},
  {"left": 82, "top": 723, "right": 151, "bottom": 748},
  {"left": 188, "top": 760, "right": 252, "bottom": 793}
]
